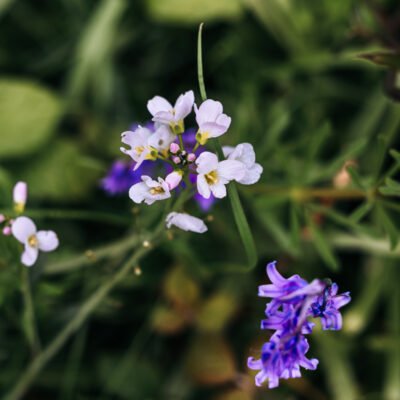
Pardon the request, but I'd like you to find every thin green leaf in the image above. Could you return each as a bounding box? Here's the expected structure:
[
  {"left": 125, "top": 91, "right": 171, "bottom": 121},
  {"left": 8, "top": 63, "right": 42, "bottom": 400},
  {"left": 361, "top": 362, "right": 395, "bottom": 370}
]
[
  {"left": 350, "top": 201, "right": 374, "bottom": 223},
  {"left": 346, "top": 165, "right": 365, "bottom": 190},
  {"left": 307, "top": 213, "right": 339, "bottom": 271},
  {"left": 376, "top": 205, "right": 399, "bottom": 250},
  {"left": 197, "top": 23, "right": 257, "bottom": 271}
]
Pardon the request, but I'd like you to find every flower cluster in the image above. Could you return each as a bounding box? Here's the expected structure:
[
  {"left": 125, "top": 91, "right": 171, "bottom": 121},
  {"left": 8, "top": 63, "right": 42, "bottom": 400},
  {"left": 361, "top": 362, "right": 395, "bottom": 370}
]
[
  {"left": 0, "top": 182, "right": 59, "bottom": 267},
  {"left": 248, "top": 261, "right": 351, "bottom": 388},
  {"left": 119, "top": 90, "right": 263, "bottom": 233}
]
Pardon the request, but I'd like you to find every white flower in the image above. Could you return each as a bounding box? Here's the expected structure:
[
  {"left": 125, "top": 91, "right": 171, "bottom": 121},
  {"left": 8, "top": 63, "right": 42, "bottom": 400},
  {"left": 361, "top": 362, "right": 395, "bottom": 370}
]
[
  {"left": 129, "top": 176, "right": 171, "bottom": 205},
  {"left": 195, "top": 151, "right": 245, "bottom": 199},
  {"left": 166, "top": 212, "right": 208, "bottom": 233},
  {"left": 120, "top": 126, "right": 154, "bottom": 171},
  {"left": 121, "top": 125, "right": 176, "bottom": 170},
  {"left": 194, "top": 99, "right": 231, "bottom": 145},
  {"left": 11, "top": 216, "right": 59, "bottom": 267},
  {"left": 147, "top": 125, "right": 176, "bottom": 155},
  {"left": 147, "top": 90, "right": 194, "bottom": 128},
  {"left": 223, "top": 143, "right": 263, "bottom": 185}
]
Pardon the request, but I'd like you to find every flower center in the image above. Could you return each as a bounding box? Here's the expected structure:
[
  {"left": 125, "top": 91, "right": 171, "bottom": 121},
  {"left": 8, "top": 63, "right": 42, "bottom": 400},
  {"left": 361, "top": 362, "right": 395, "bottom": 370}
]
[
  {"left": 28, "top": 234, "right": 38, "bottom": 248},
  {"left": 150, "top": 186, "right": 165, "bottom": 195},
  {"left": 196, "top": 131, "right": 209, "bottom": 145},
  {"left": 205, "top": 170, "right": 218, "bottom": 185},
  {"left": 135, "top": 146, "right": 145, "bottom": 155}
]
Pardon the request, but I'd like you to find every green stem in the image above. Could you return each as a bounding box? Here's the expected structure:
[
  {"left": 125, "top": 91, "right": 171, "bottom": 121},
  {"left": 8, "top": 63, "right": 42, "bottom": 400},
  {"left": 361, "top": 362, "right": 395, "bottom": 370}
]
[
  {"left": 20, "top": 266, "right": 41, "bottom": 356},
  {"left": 5, "top": 228, "right": 166, "bottom": 400},
  {"left": 178, "top": 134, "right": 184, "bottom": 150},
  {"left": 43, "top": 233, "right": 141, "bottom": 275},
  {"left": 197, "top": 22, "right": 207, "bottom": 102},
  {"left": 0, "top": 209, "right": 130, "bottom": 225}
]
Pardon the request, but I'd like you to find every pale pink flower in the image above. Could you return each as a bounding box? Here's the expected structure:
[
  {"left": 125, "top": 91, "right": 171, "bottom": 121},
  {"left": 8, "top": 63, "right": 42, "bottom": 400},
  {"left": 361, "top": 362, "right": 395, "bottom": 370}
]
[
  {"left": 13, "top": 181, "right": 28, "bottom": 213},
  {"left": 129, "top": 176, "right": 171, "bottom": 205},
  {"left": 12, "top": 216, "right": 59, "bottom": 267}
]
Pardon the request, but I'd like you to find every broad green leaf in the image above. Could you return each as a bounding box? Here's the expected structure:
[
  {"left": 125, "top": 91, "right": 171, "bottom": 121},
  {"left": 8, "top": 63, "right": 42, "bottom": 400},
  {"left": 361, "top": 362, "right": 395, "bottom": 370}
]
[
  {"left": 147, "top": 0, "right": 243, "bottom": 24},
  {"left": 0, "top": 79, "right": 62, "bottom": 158},
  {"left": 151, "top": 306, "right": 187, "bottom": 335},
  {"left": 185, "top": 334, "right": 236, "bottom": 385},
  {"left": 164, "top": 266, "right": 200, "bottom": 308},
  {"left": 18, "top": 139, "right": 102, "bottom": 201},
  {"left": 196, "top": 291, "right": 238, "bottom": 333}
]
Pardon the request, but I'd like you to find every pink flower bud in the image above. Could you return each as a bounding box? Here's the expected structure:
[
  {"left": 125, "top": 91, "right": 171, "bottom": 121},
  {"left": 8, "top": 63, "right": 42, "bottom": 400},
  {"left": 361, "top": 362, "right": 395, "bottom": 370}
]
[
  {"left": 2, "top": 226, "right": 11, "bottom": 236},
  {"left": 187, "top": 153, "right": 196, "bottom": 162},
  {"left": 172, "top": 156, "right": 181, "bottom": 164},
  {"left": 165, "top": 171, "right": 183, "bottom": 190},
  {"left": 0, "top": 214, "right": 5, "bottom": 224},
  {"left": 13, "top": 181, "right": 28, "bottom": 211},
  {"left": 169, "top": 143, "right": 180, "bottom": 154}
]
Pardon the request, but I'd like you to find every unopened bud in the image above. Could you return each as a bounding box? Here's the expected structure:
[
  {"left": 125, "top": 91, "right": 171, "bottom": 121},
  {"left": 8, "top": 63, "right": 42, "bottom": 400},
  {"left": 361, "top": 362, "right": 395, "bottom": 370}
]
[
  {"left": 0, "top": 214, "right": 5, "bottom": 224},
  {"left": 169, "top": 143, "right": 180, "bottom": 154},
  {"left": 172, "top": 156, "right": 181, "bottom": 164},
  {"left": 187, "top": 153, "right": 196, "bottom": 162},
  {"left": 165, "top": 171, "right": 183, "bottom": 190},
  {"left": 13, "top": 182, "right": 28, "bottom": 213},
  {"left": 2, "top": 226, "right": 11, "bottom": 236}
]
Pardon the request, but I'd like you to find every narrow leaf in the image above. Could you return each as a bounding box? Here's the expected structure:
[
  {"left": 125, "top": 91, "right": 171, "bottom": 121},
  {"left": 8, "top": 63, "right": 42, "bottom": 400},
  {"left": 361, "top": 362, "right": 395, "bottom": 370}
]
[
  {"left": 197, "top": 23, "right": 257, "bottom": 271},
  {"left": 376, "top": 205, "right": 399, "bottom": 250}
]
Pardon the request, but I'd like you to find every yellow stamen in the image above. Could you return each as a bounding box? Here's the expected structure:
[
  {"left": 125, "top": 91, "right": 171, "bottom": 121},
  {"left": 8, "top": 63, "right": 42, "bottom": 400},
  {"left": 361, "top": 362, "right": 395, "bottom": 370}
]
[
  {"left": 28, "top": 234, "right": 38, "bottom": 248},
  {"left": 150, "top": 186, "right": 165, "bottom": 195},
  {"left": 196, "top": 131, "right": 209, "bottom": 145},
  {"left": 205, "top": 170, "right": 218, "bottom": 185}
]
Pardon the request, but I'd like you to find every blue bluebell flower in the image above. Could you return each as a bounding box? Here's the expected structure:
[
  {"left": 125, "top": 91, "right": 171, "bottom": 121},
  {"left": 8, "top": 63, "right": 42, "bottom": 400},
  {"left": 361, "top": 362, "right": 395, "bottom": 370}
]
[{"left": 248, "top": 261, "right": 351, "bottom": 388}]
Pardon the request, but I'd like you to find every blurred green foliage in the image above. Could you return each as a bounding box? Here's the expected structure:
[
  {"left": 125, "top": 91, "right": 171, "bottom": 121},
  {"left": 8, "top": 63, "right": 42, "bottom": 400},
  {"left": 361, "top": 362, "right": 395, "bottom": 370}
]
[{"left": 1, "top": 0, "right": 400, "bottom": 399}]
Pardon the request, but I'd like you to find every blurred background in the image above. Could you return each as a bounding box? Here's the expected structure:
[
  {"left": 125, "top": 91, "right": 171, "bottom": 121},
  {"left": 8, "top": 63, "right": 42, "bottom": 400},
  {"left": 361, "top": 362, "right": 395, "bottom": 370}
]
[{"left": 1, "top": 0, "right": 400, "bottom": 399}]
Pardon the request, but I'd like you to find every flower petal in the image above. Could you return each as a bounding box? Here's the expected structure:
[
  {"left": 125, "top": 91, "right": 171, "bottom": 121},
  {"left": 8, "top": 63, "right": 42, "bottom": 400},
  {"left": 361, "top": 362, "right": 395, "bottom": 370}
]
[
  {"left": 210, "top": 181, "right": 227, "bottom": 199},
  {"left": 21, "top": 245, "right": 39, "bottom": 267},
  {"left": 174, "top": 90, "right": 194, "bottom": 120},
  {"left": 37, "top": 231, "right": 59, "bottom": 252},
  {"left": 147, "top": 96, "right": 172, "bottom": 116},
  {"left": 218, "top": 160, "right": 246, "bottom": 181},
  {"left": 197, "top": 174, "right": 211, "bottom": 199},
  {"left": 195, "top": 99, "right": 223, "bottom": 125},
  {"left": 11, "top": 217, "right": 36, "bottom": 244},
  {"left": 165, "top": 212, "right": 207, "bottom": 233},
  {"left": 129, "top": 182, "right": 148, "bottom": 204},
  {"left": 196, "top": 152, "right": 219, "bottom": 174}
]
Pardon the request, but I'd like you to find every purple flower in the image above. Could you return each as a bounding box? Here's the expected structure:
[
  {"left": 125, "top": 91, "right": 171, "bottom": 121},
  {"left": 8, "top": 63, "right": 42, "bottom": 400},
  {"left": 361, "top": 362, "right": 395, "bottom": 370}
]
[
  {"left": 248, "top": 261, "right": 351, "bottom": 388},
  {"left": 311, "top": 282, "right": 351, "bottom": 330},
  {"left": 101, "top": 160, "right": 155, "bottom": 196},
  {"left": 248, "top": 332, "right": 318, "bottom": 388}
]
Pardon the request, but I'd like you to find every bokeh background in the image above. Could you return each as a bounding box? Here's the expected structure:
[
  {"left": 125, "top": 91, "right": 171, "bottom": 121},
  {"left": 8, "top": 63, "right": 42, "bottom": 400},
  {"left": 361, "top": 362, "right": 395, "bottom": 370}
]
[{"left": 1, "top": 0, "right": 400, "bottom": 399}]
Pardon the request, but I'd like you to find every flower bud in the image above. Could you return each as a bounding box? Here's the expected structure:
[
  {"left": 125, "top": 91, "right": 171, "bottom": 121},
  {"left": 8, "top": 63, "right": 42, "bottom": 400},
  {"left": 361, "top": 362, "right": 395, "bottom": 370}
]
[
  {"left": 165, "top": 171, "right": 183, "bottom": 190},
  {"left": 169, "top": 143, "right": 180, "bottom": 154},
  {"left": 187, "top": 153, "right": 196, "bottom": 162},
  {"left": 172, "top": 156, "right": 181, "bottom": 164},
  {"left": 2, "top": 226, "right": 11, "bottom": 236},
  {"left": 0, "top": 214, "right": 5, "bottom": 224},
  {"left": 13, "top": 182, "right": 28, "bottom": 213}
]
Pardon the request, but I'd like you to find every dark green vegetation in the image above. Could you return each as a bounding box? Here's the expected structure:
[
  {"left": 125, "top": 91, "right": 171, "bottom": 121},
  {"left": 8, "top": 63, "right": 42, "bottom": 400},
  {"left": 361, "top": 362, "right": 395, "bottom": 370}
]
[{"left": 1, "top": 1, "right": 400, "bottom": 399}]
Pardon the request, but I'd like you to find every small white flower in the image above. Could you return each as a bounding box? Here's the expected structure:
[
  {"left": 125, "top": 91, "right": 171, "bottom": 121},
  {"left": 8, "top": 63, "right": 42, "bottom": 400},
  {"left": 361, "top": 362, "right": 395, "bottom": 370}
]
[
  {"left": 223, "top": 143, "right": 263, "bottom": 185},
  {"left": 13, "top": 181, "right": 28, "bottom": 213},
  {"left": 147, "top": 91, "right": 194, "bottom": 128},
  {"left": 120, "top": 126, "right": 154, "bottom": 171},
  {"left": 166, "top": 212, "right": 208, "bottom": 233},
  {"left": 129, "top": 176, "right": 171, "bottom": 205},
  {"left": 11, "top": 216, "right": 59, "bottom": 267},
  {"left": 195, "top": 151, "right": 245, "bottom": 199},
  {"left": 147, "top": 125, "right": 176, "bottom": 155},
  {"left": 194, "top": 99, "right": 231, "bottom": 145}
]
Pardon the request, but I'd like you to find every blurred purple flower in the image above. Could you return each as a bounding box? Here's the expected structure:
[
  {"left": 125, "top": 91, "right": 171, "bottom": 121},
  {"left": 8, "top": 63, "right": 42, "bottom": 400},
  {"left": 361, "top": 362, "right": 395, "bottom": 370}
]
[
  {"left": 248, "top": 261, "right": 351, "bottom": 388},
  {"left": 101, "top": 159, "right": 154, "bottom": 196}
]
